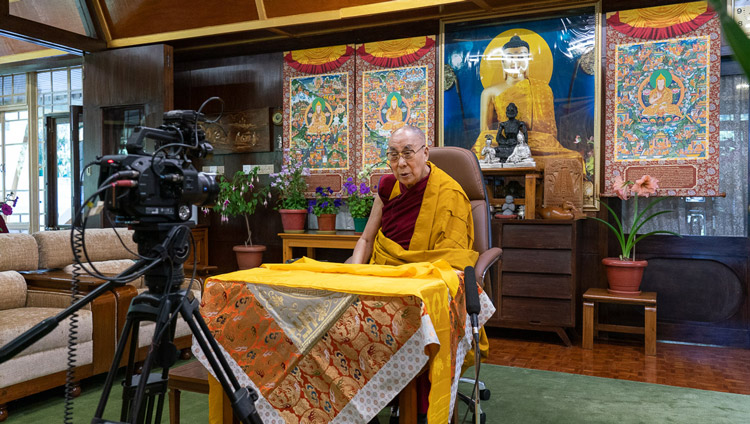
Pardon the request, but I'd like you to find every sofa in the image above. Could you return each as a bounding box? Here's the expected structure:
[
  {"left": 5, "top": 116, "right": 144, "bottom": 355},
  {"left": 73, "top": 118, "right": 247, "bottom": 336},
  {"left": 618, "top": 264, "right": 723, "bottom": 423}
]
[
  {"left": 0, "top": 233, "right": 117, "bottom": 422},
  {"left": 0, "top": 228, "right": 201, "bottom": 421}
]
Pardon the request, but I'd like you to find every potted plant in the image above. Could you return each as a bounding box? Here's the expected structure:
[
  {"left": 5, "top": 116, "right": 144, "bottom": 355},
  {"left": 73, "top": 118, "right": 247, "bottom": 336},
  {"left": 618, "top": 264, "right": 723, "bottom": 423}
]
[
  {"left": 343, "top": 172, "right": 375, "bottom": 234},
  {"left": 308, "top": 186, "right": 342, "bottom": 234},
  {"left": 589, "top": 175, "right": 680, "bottom": 294},
  {"left": 214, "top": 167, "right": 269, "bottom": 269},
  {"left": 0, "top": 192, "right": 18, "bottom": 233},
  {"left": 270, "top": 161, "right": 310, "bottom": 233}
]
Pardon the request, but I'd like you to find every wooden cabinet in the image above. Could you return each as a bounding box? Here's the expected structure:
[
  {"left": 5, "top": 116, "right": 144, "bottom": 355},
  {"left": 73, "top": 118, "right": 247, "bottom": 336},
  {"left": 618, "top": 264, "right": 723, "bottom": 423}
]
[{"left": 488, "top": 219, "right": 581, "bottom": 345}]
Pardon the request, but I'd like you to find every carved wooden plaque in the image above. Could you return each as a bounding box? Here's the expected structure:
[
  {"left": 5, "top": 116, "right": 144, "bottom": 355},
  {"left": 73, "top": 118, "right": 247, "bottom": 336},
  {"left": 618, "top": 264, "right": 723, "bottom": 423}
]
[
  {"left": 201, "top": 108, "right": 271, "bottom": 154},
  {"left": 543, "top": 158, "right": 583, "bottom": 211}
]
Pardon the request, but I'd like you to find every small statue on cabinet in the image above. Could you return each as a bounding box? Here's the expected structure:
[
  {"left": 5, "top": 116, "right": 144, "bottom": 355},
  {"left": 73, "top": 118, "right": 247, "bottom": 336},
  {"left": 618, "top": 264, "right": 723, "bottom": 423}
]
[
  {"left": 501, "top": 195, "right": 516, "bottom": 215},
  {"left": 495, "top": 103, "right": 528, "bottom": 164},
  {"left": 480, "top": 135, "right": 499, "bottom": 165},
  {"left": 505, "top": 132, "right": 536, "bottom": 167}
]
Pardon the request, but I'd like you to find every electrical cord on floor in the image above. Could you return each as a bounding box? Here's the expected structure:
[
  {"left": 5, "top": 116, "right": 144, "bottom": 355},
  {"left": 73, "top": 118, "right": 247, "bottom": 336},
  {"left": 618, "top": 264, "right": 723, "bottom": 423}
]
[{"left": 63, "top": 228, "right": 85, "bottom": 424}]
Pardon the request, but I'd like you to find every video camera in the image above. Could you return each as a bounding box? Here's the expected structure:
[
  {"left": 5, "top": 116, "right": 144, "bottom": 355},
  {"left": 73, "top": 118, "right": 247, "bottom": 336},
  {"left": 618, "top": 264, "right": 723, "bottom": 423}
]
[{"left": 97, "top": 109, "right": 219, "bottom": 224}]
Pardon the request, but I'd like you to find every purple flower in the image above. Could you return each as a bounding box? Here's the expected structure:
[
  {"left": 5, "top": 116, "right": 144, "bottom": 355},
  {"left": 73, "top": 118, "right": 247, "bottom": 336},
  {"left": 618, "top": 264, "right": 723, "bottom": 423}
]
[
  {"left": 360, "top": 183, "right": 370, "bottom": 195},
  {"left": 316, "top": 186, "right": 324, "bottom": 194},
  {"left": 223, "top": 199, "right": 230, "bottom": 206},
  {"left": 321, "top": 201, "right": 329, "bottom": 208},
  {"left": 326, "top": 187, "right": 333, "bottom": 194},
  {"left": 11, "top": 197, "right": 17, "bottom": 207},
  {"left": 347, "top": 177, "right": 353, "bottom": 183},
  {"left": 1, "top": 204, "right": 12, "bottom": 216},
  {"left": 334, "top": 198, "right": 342, "bottom": 208}
]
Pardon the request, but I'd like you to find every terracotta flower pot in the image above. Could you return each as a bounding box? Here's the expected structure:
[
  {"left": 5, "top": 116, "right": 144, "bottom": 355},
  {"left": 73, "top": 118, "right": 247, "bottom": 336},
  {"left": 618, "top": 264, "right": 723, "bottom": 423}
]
[
  {"left": 602, "top": 257, "right": 648, "bottom": 295},
  {"left": 233, "top": 245, "right": 266, "bottom": 270},
  {"left": 317, "top": 213, "right": 337, "bottom": 234},
  {"left": 279, "top": 209, "right": 307, "bottom": 233}
]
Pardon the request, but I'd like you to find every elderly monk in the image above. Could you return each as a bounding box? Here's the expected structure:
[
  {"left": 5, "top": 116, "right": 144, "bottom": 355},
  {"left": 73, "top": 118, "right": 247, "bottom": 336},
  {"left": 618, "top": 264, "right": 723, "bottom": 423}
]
[
  {"left": 350, "top": 125, "right": 478, "bottom": 270},
  {"left": 350, "top": 125, "right": 481, "bottom": 423}
]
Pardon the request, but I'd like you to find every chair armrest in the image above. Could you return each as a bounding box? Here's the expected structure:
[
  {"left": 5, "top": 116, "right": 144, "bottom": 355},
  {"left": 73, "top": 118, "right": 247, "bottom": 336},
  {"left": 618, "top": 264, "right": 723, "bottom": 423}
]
[{"left": 474, "top": 247, "right": 502, "bottom": 289}]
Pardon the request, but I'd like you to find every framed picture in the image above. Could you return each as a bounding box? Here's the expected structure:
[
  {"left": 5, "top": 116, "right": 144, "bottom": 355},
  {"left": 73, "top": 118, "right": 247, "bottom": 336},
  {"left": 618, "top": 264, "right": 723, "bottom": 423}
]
[{"left": 440, "top": 4, "right": 602, "bottom": 210}]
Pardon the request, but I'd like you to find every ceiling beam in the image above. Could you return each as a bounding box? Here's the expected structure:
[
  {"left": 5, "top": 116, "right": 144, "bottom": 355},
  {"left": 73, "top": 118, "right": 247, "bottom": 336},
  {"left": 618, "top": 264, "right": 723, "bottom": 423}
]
[{"left": 0, "top": 14, "right": 106, "bottom": 54}]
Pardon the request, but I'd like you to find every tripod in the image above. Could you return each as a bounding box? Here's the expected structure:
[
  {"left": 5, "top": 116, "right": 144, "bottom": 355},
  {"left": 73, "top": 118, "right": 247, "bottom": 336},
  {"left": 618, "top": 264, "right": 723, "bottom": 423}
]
[{"left": 91, "top": 222, "right": 262, "bottom": 424}]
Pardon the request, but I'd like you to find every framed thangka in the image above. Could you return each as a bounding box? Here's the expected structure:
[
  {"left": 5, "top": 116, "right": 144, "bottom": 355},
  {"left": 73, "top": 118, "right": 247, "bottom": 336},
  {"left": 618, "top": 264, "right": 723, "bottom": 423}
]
[
  {"left": 283, "top": 45, "right": 356, "bottom": 195},
  {"left": 441, "top": 7, "right": 601, "bottom": 209},
  {"left": 356, "top": 36, "right": 436, "bottom": 186},
  {"left": 604, "top": 2, "right": 721, "bottom": 196}
]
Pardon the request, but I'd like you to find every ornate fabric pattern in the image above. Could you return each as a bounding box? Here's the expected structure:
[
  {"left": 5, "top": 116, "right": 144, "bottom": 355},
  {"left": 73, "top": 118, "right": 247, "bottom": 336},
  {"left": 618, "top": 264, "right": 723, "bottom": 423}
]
[
  {"left": 604, "top": 3, "right": 721, "bottom": 196},
  {"left": 283, "top": 45, "right": 357, "bottom": 195},
  {"left": 607, "top": 2, "right": 714, "bottom": 39},
  {"left": 195, "top": 273, "right": 493, "bottom": 424},
  {"left": 356, "top": 36, "right": 436, "bottom": 175}
]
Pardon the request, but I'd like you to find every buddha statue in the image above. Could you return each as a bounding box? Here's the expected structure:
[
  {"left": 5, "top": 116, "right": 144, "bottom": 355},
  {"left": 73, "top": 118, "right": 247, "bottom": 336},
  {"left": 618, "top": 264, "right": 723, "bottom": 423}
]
[{"left": 473, "top": 34, "right": 583, "bottom": 170}]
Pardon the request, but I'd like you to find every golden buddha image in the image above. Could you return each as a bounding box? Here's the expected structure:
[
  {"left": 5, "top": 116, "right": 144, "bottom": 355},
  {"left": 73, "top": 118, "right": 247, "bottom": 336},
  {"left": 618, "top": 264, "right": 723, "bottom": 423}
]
[
  {"left": 473, "top": 30, "right": 583, "bottom": 170},
  {"left": 381, "top": 91, "right": 408, "bottom": 131},
  {"left": 641, "top": 69, "right": 683, "bottom": 118},
  {"left": 306, "top": 97, "right": 332, "bottom": 135}
]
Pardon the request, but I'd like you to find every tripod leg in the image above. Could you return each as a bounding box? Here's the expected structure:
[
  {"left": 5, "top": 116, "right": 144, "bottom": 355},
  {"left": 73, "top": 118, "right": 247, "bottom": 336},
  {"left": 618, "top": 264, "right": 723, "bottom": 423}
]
[
  {"left": 179, "top": 297, "right": 262, "bottom": 424},
  {"left": 94, "top": 315, "right": 138, "bottom": 419}
]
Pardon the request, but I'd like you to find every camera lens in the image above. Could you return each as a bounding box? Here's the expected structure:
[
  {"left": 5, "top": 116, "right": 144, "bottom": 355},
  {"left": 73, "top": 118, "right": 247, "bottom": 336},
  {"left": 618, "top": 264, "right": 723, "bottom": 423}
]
[{"left": 194, "top": 172, "right": 219, "bottom": 206}]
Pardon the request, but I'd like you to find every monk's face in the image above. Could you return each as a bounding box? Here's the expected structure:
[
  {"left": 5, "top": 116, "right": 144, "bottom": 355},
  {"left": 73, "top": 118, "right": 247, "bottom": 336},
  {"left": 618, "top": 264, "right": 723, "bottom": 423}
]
[
  {"left": 388, "top": 129, "right": 430, "bottom": 189},
  {"left": 390, "top": 97, "right": 398, "bottom": 109},
  {"left": 656, "top": 78, "right": 665, "bottom": 90},
  {"left": 315, "top": 103, "right": 322, "bottom": 113}
]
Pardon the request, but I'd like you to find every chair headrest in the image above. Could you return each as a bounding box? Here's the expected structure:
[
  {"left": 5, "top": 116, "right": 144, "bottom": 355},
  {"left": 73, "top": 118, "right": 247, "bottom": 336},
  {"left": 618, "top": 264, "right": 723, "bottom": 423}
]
[{"left": 429, "top": 147, "right": 486, "bottom": 201}]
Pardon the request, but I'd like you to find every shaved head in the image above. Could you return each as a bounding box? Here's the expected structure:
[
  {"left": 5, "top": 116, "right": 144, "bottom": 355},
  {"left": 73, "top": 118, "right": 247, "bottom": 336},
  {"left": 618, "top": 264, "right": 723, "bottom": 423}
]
[{"left": 391, "top": 125, "right": 426, "bottom": 146}]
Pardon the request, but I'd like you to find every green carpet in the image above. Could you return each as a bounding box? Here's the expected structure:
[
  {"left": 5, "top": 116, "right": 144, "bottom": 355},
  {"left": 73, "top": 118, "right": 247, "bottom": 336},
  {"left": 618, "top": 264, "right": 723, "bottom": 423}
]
[{"left": 6, "top": 363, "right": 750, "bottom": 423}]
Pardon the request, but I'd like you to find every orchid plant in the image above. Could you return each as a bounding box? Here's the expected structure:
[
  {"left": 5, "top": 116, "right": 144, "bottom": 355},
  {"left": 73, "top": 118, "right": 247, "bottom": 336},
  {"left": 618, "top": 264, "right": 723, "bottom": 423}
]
[
  {"left": 590, "top": 175, "right": 680, "bottom": 261},
  {"left": 213, "top": 167, "right": 269, "bottom": 246},
  {"left": 269, "top": 161, "right": 310, "bottom": 210},
  {"left": 1, "top": 192, "right": 17, "bottom": 217},
  {"left": 308, "top": 186, "right": 342, "bottom": 216}
]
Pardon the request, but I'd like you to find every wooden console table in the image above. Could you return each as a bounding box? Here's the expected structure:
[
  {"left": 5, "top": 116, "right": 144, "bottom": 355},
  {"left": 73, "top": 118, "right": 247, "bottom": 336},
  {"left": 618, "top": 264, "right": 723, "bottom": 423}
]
[
  {"left": 279, "top": 231, "right": 360, "bottom": 263},
  {"left": 482, "top": 166, "right": 541, "bottom": 219}
]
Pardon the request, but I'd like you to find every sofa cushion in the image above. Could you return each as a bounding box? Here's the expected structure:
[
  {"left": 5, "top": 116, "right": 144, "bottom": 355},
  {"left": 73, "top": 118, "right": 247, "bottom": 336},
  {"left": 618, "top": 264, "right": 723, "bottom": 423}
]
[
  {"left": 0, "top": 307, "right": 93, "bottom": 358},
  {"left": 34, "top": 228, "right": 137, "bottom": 269},
  {"left": 0, "top": 271, "right": 27, "bottom": 311},
  {"left": 0, "top": 233, "right": 39, "bottom": 271},
  {"left": 0, "top": 342, "right": 93, "bottom": 389}
]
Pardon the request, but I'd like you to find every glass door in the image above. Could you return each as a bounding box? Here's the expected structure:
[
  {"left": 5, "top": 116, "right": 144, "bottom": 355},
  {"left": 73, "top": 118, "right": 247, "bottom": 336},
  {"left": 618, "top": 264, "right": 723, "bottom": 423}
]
[{"left": 44, "top": 113, "right": 73, "bottom": 229}]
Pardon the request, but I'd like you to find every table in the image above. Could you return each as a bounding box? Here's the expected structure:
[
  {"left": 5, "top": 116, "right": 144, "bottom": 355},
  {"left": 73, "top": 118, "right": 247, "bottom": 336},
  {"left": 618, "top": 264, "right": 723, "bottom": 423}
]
[
  {"left": 193, "top": 263, "right": 495, "bottom": 423},
  {"left": 582, "top": 288, "right": 657, "bottom": 356},
  {"left": 278, "top": 231, "right": 360, "bottom": 263},
  {"left": 167, "top": 361, "right": 211, "bottom": 424},
  {"left": 481, "top": 166, "right": 541, "bottom": 219}
]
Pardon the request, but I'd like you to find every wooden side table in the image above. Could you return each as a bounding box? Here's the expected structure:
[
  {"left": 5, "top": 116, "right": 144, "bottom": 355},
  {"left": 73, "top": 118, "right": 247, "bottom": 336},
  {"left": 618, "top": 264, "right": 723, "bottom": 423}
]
[
  {"left": 168, "top": 361, "right": 210, "bottom": 424},
  {"left": 278, "top": 231, "right": 360, "bottom": 263},
  {"left": 582, "top": 288, "right": 657, "bottom": 356}
]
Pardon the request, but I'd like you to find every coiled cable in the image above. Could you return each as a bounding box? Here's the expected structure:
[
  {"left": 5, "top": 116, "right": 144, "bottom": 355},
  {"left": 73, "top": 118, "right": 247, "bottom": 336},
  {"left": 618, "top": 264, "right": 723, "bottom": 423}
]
[{"left": 63, "top": 227, "right": 85, "bottom": 424}]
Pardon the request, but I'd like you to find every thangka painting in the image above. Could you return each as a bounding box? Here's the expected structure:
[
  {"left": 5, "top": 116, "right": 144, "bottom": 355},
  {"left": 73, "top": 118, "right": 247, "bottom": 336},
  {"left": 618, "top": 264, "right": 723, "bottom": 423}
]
[
  {"left": 283, "top": 45, "right": 357, "bottom": 194},
  {"left": 356, "top": 36, "right": 436, "bottom": 182},
  {"left": 604, "top": 2, "right": 721, "bottom": 196},
  {"left": 441, "top": 10, "right": 601, "bottom": 209}
]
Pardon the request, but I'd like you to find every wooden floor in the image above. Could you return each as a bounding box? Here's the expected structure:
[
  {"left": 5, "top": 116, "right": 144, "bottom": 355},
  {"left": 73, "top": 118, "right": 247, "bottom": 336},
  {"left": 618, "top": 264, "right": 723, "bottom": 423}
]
[{"left": 484, "top": 328, "right": 750, "bottom": 395}]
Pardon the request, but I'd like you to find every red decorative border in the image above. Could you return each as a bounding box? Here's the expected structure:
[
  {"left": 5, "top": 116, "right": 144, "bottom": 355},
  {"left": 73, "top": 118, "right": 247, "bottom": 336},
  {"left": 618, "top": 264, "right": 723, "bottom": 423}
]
[
  {"left": 283, "top": 46, "right": 355, "bottom": 74},
  {"left": 604, "top": 15, "right": 721, "bottom": 197},
  {"left": 356, "top": 37, "right": 435, "bottom": 67},
  {"left": 607, "top": 7, "right": 715, "bottom": 40}
]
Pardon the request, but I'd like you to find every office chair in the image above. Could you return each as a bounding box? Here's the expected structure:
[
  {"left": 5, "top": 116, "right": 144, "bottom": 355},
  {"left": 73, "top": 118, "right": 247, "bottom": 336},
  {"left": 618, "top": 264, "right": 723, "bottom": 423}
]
[{"left": 429, "top": 146, "right": 502, "bottom": 423}]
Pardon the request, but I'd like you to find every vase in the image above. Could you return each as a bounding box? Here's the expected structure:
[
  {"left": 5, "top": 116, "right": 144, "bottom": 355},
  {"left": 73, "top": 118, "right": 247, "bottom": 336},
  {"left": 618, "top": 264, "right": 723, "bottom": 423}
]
[
  {"left": 353, "top": 217, "right": 368, "bottom": 234},
  {"left": 233, "top": 245, "right": 266, "bottom": 270},
  {"left": 317, "top": 213, "right": 337, "bottom": 234},
  {"left": 279, "top": 209, "right": 307, "bottom": 233},
  {"left": 602, "top": 257, "right": 648, "bottom": 295}
]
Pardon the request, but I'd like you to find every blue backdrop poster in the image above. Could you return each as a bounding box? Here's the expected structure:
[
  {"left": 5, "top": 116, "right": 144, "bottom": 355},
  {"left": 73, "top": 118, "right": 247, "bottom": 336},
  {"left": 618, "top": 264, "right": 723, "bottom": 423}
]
[{"left": 442, "top": 12, "right": 599, "bottom": 207}]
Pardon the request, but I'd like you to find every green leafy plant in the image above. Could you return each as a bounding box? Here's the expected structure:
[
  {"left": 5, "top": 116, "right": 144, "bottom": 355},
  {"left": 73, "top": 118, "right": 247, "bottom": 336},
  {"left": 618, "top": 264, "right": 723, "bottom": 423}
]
[
  {"left": 589, "top": 175, "right": 680, "bottom": 260},
  {"left": 213, "top": 167, "right": 269, "bottom": 246},
  {"left": 269, "top": 161, "right": 309, "bottom": 210},
  {"left": 308, "top": 186, "right": 342, "bottom": 217}
]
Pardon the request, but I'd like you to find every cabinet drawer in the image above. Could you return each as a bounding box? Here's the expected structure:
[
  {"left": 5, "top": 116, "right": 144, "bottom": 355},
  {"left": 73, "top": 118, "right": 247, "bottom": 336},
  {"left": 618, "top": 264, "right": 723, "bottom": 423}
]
[
  {"left": 502, "top": 248, "right": 572, "bottom": 274},
  {"left": 502, "top": 272, "right": 572, "bottom": 299},
  {"left": 502, "top": 224, "right": 572, "bottom": 249},
  {"left": 501, "top": 296, "right": 572, "bottom": 326}
]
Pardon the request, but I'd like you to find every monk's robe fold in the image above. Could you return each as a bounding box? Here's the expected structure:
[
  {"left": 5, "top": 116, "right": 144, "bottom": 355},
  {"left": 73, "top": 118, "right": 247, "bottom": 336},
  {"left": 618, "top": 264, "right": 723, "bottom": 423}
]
[{"left": 372, "top": 162, "right": 479, "bottom": 272}]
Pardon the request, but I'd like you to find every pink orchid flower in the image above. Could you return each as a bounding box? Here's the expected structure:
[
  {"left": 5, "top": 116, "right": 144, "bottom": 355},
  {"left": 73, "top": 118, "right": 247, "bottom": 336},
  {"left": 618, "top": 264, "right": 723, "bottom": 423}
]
[{"left": 632, "top": 175, "right": 659, "bottom": 198}]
